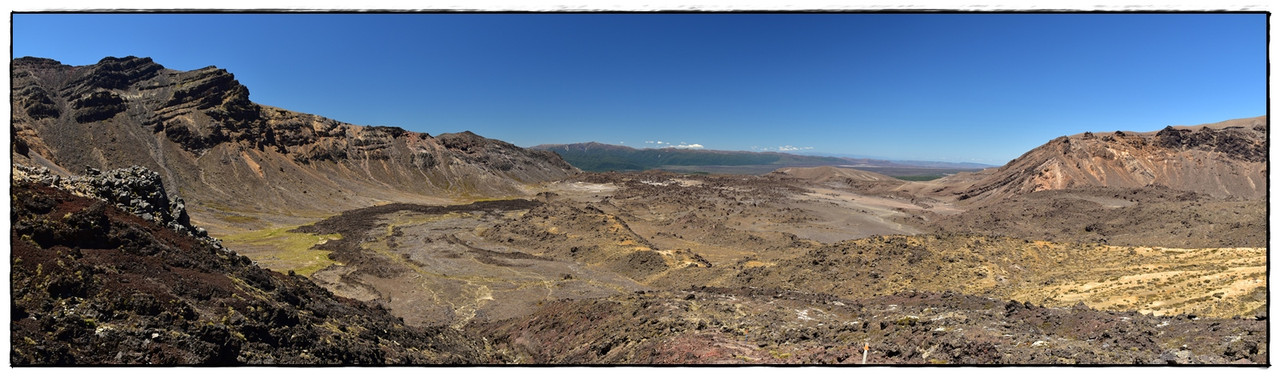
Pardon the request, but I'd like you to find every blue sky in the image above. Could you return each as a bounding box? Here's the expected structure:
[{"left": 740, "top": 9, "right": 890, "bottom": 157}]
[{"left": 12, "top": 13, "right": 1266, "bottom": 164}]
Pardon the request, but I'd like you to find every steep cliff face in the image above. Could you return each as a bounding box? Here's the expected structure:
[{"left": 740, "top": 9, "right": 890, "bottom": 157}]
[
  {"left": 952, "top": 116, "right": 1266, "bottom": 202},
  {"left": 11, "top": 56, "right": 579, "bottom": 215}
]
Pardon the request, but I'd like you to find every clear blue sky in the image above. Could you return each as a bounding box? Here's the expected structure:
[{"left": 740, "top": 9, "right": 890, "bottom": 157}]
[{"left": 12, "top": 13, "right": 1266, "bottom": 164}]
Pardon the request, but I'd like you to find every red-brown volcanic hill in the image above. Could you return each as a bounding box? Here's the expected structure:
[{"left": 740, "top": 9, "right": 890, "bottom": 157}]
[
  {"left": 11, "top": 56, "right": 578, "bottom": 216},
  {"left": 949, "top": 116, "right": 1266, "bottom": 203}
]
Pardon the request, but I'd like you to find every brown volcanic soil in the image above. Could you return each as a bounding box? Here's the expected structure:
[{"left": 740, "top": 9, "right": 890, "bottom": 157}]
[
  {"left": 474, "top": 287, "right": 1267, "bottom": 364},
  {"left": 732, "top": 234, "right": 1265, "bottom": 319},
  {"left": 273, "top": 169, "right": 954, "bottom": 329},
  {"left": 769, "top": 162, "right": 1265, "bottom": 250},
  {"left": 286, "top": 199, "right": 650, "bottom": 327},
  {"left": 771, "top": 165, "right": 902, "bottom": 183},
  {"left": 557, "top": 171, "right": 945, "bottom": 262},
  {"left": 15, "top": 147, "right": 1266, "bottom": 365},
  {"left": 921, "top": 186, "right": 1266, "bottom": 248},
  {"left": 10, "top": 182, "right": 488, "bottom": 365},
  {"left": 279, "top": 167, "right": 1264, "bottom": 331}
]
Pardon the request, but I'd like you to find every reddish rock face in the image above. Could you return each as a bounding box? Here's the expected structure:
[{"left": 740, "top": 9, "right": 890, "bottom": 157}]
[{"left": 952, "top": 116, "right": 1266, "bottom": 203}]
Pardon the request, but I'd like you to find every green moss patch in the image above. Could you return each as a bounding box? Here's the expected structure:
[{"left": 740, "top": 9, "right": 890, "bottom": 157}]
[{"left": 221, "top": 226, "right": 342, "bottom": 276}]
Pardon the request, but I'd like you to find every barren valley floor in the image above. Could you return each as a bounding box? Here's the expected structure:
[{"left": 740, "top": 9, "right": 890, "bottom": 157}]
[{"left": 202, "top": 169, "right": 1266, "bottom": 364}]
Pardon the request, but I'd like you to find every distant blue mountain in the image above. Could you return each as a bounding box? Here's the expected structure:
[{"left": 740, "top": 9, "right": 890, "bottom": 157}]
[
  {"left": 790, "top": 151, "right": 996, "bottom": 169},
  {"left": 530, "top": 142, "right": 994, "bottom": 175}
]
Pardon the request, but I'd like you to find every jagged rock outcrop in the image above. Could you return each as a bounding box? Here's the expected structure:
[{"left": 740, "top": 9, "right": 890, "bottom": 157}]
[
  {"left": 950, "top": 116, "right": 1266, "bottom": 202},
  {"left": 10, "top": 56, "right": 579, "bottom": 218},
  {"left": 16, "top": 85, "right": 60, "bottom": 120},
  {"left": 14, "top": 164, "right": 204, "bottom": 239},
  {"left": 1153, "top": 124, "right": 1266, "bottom": 162},
  {"left": 70, "top": 55, "right": 164, "bottom": 91}
]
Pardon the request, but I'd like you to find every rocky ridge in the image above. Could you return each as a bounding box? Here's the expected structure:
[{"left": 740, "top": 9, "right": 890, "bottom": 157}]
[
  {"left": 949, "top": 116, "right": 1266, "bottom": 202},
  {"left": 11, "top": 56, "right": 579, "bottom": 220}
]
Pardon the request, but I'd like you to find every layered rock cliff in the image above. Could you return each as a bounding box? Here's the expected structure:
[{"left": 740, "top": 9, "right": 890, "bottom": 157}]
[{"left": 11, "top": 56, "right": 578, "bottom": 216}]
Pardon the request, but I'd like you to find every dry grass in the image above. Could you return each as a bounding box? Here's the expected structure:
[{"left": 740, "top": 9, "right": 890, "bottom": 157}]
[{"left": 1008, "top": 246, "right": 1266, "bottom": 318}]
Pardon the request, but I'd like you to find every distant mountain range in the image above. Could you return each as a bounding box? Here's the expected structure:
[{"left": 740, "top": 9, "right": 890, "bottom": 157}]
[{"left": 530, "top": 142, "right": 993, "bottom": 177}]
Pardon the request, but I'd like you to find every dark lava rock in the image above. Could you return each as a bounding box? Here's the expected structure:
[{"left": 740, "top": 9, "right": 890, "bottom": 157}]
[
  {"left": 13, "top": 56, "right": 69, "bottom": 70},
  {"left": 17, "top": 86, "right": 61, "bottom": 120},
  {"left": 75, "top": 56, "right": 164, "bottom": 91},
  {"left": 1155, "top": 125, "right": 1265, "bottom": 162},
  {"left": 10, "top": 181, "right": 490, "bottom": 365},
  {"left": 71, "top": 90, "right": 126, "bottom": 123},
  {"left": 16, "top": 164, "right": 203, "bottom": 240}
]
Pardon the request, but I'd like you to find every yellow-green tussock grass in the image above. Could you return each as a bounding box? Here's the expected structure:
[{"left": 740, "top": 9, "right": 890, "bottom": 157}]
[{"left": 221, "top": 226, "right": 342, "bottom": 277}]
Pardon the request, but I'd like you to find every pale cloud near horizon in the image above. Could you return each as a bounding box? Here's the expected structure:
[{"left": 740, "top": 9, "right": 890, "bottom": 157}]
[
  {"left": 752, "top": 145, "right": 814, "bottom": 152},
  {"left": 644, "top": 140, "right": 704, "bottom": 149}
]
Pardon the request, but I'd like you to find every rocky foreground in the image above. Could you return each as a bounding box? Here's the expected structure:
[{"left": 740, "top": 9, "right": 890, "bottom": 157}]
[
  {"left": 10, "top": 167, "right": 488, "bottom": 364},
  {"left": 475, "top": 288, "right": 1267, "bottom": 364},
  {"left": 10, "top": 166, "right": 1269, "bottom": 365}
]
